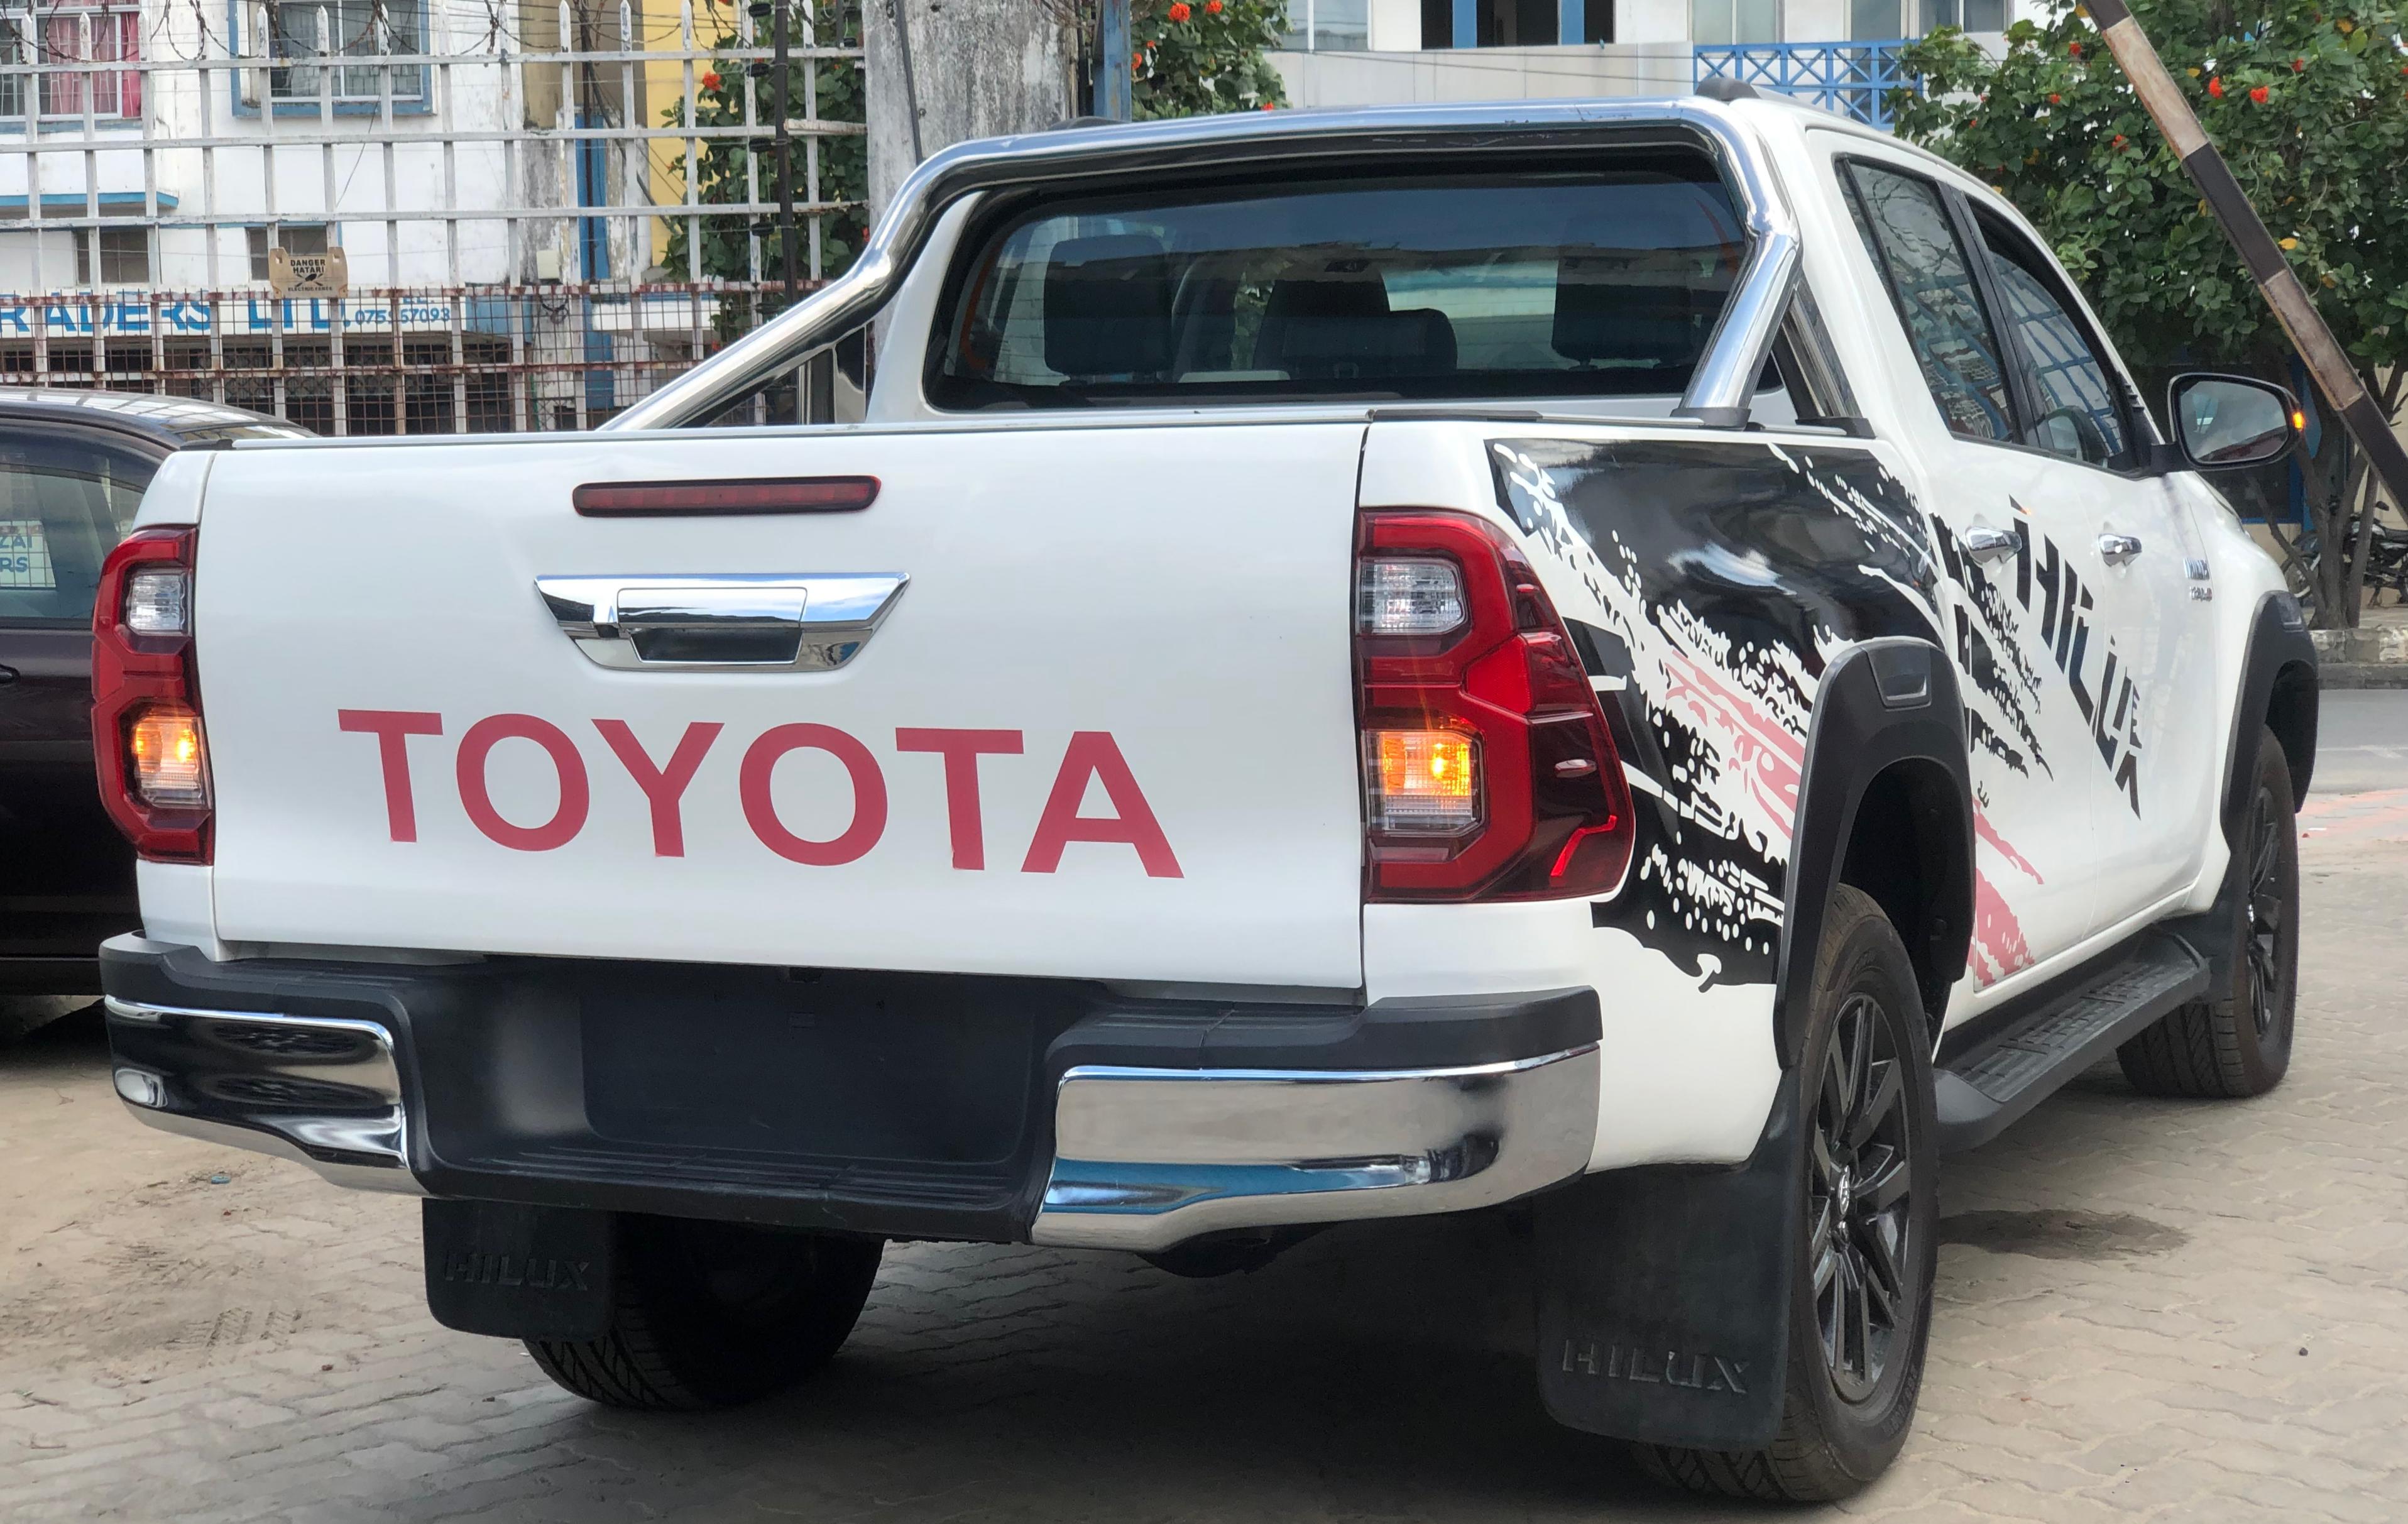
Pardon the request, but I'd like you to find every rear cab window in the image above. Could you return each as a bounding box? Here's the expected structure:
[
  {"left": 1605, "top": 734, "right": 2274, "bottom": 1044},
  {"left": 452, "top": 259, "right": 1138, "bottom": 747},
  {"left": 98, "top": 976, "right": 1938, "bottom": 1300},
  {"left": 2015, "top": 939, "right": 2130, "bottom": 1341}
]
[
  {"left": 0, "top": 429, "right": 158, "bottom": 626},
  {"left": 926, "top": 153, "right": 1760, "bottom": 411}
]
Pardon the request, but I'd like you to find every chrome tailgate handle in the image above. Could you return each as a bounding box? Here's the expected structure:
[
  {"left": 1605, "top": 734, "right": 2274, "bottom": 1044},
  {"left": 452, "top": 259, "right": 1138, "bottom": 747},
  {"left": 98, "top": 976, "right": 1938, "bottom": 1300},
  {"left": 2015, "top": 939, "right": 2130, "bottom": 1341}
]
[{"left": 536, "top": 573, "right": 907, "bottom": 671}]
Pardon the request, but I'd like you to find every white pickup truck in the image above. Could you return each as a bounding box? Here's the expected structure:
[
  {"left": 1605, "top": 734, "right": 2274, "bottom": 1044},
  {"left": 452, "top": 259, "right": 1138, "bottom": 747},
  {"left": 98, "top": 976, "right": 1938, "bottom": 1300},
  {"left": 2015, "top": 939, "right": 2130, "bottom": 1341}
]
[{"left": 92, "top": 89, "right": 2316, "bottom": 1501}]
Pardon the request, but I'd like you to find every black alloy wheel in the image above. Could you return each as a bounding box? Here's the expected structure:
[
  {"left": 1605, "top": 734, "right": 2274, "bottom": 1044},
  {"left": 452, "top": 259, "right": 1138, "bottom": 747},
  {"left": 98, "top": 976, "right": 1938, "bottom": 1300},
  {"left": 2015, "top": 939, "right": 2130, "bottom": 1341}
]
[
  {"left": 2241, "top": 778, "right": 2290, "bottom": 1044},
  {"left": 1810, "top": 990, "right": 1915, "bottom": 1405},
  {"left": 2118, "top": 724, "right": 2299, "bottom": 1099}
]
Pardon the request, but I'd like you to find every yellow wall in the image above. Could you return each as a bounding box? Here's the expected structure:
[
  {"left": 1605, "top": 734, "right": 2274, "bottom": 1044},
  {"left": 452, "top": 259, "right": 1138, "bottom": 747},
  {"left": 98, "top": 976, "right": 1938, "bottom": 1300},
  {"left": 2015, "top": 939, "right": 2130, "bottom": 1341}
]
[{"left": 647, "top": 0, "right": 742, "bottom": 271}]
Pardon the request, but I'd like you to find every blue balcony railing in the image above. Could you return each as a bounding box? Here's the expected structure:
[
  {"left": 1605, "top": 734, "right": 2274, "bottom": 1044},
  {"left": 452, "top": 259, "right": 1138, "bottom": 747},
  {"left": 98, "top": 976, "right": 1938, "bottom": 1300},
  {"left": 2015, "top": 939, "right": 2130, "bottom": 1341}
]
[{"left": 1694, "top": 42, "right": 1920, "bottom": 129}]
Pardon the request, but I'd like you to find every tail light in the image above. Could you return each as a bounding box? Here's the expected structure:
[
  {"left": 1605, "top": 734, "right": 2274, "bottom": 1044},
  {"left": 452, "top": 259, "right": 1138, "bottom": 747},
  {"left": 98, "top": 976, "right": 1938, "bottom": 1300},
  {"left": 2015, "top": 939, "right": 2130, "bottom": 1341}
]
[
  {"left": 1355, "top": 510, "right": 1633, "bottom": 902},
  {"left": 92, "top": 526, "right": 210, "bottom": 862}
]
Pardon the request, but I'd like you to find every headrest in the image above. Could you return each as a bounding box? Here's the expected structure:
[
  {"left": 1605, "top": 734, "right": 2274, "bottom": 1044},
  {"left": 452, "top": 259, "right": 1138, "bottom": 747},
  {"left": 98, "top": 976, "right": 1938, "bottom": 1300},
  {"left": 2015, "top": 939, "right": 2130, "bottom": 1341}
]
[
  {"left": 1553, "top": 260, "right": 1711, "bottom": 368},
  {"left": 1042, "top": 233, "right": 1173, "bottom": 380},
  {"left": 1274, "top": 307, "right": 1458, "bottom": 380}
]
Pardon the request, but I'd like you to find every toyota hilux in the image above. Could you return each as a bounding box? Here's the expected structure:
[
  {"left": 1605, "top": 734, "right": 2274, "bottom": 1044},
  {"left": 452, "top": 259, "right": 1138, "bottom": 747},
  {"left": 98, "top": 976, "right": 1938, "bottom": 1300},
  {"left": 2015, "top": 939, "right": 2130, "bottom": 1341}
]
[{"left": 91, "top": 89, "right": 2316, "bottom": 1501}]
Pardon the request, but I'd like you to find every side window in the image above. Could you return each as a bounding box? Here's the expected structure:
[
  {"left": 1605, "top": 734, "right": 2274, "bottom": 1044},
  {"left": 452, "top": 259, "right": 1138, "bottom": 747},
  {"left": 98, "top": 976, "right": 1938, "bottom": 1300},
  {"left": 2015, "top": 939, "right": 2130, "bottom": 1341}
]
[
  {"left": 0, "top": 431, "right": 156, "bottom": 625},
  {"left": 1839, "top": 161, "right": 2015, "bottom": 442},
  {"left": 1976, "top": 218, "right": 2129, "bottom": 467}
]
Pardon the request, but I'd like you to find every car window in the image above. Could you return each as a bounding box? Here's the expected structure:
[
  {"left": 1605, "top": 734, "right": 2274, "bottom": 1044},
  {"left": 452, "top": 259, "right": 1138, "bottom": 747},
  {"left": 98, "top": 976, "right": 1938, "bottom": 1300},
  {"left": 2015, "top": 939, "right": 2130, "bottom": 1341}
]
[
  {"left": 1839, "top": 161, "right": 2016, "bottom": 443},
  {"left": 1976, "top": 219, "right": 2129, "bottom": 467},
  {"left": 930, "top": 162, "right": 1751, "bottom": 409},
  {"left": 0, "top": 431, "right": 156, "bottom": 626}
]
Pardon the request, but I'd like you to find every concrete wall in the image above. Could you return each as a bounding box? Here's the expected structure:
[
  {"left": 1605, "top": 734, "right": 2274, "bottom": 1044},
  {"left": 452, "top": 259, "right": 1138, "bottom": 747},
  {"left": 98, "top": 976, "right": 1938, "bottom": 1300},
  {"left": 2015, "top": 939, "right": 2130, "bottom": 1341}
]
[
  {"left": 865, "top": 4, "right": 1068, "bottom": 223},
  {"left": 1269, "top": 43, "right": 1696, "bottom": 105},
  {"left": 1367, "top": 0, "right": 1423, "bottom": 50}
]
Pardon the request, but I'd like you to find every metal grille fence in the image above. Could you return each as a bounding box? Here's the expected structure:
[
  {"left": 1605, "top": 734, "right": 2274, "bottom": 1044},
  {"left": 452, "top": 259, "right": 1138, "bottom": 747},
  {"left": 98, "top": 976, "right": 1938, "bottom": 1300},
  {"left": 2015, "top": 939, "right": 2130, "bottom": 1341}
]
[
  {"left": 0, "top": 0, "right": 864, "bottom": 432},
  {"left": 1694, "top": 41, "right": 1918, "bottom": 129}
]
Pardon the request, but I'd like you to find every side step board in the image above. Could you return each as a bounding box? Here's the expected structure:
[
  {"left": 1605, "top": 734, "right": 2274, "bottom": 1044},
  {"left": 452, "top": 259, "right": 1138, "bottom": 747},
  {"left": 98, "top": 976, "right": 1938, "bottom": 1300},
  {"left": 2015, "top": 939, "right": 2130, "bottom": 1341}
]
[{"left": 1935, "top": 933, "right": 2209, "bottom": 1152}]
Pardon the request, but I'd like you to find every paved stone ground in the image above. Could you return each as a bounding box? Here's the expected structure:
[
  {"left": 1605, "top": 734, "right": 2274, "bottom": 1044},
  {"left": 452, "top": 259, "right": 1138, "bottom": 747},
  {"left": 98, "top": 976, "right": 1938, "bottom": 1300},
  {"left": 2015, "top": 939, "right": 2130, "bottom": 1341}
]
[{"left": 6, "top": 816, "right": 2407, "bottom": 1521}]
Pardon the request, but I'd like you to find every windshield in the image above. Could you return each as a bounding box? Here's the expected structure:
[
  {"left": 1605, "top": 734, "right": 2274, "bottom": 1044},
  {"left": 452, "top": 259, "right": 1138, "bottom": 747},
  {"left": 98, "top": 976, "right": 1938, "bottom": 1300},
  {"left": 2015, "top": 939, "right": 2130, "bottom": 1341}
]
[{"left": 929, "top": 159, "right": 1748, "bottom": 410}]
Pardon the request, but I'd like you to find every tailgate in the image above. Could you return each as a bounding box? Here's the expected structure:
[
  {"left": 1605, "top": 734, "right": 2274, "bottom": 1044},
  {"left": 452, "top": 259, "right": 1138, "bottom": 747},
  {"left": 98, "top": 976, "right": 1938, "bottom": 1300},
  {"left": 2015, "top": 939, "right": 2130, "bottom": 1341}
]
[{"left": 193, "top": 422, "right": 1368, "bottom": 989}]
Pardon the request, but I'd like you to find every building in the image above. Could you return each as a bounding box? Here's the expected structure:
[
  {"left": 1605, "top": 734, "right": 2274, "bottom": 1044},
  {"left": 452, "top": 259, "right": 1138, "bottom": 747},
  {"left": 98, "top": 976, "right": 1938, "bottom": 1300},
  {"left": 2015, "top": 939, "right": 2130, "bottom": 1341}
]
[
  {"left": 1272, "top": 0, "right": 2032, "bottom": 123},
  {"left": 0, "top": 0, "right": 855, "bottom": 431}
]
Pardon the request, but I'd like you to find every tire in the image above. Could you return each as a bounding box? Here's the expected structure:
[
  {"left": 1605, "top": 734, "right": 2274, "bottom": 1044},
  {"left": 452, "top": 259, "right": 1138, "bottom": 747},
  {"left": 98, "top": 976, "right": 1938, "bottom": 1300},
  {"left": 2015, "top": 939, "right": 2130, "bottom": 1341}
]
[
  {"left": 2118, "top": 725, "right": 2299, "bottom": 1099},
  {"left": 525, "top": 1215, "right": 882, "bottom": 1411},
  {"left": 1635, "top": 885, "right": 1940, "bottom": 1504}
]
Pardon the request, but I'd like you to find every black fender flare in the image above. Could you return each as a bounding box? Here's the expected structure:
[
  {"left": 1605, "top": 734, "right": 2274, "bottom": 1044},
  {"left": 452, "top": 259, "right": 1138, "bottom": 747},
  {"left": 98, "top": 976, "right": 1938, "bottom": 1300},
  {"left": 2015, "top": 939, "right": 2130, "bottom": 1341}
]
[
  {"left": 1774, "top": 637, "right": 1974, "bottom": 1064},
  {"left": 2219, "top": 591, "right": 2318, "bottom": 844},
  {"left": 2160, "top": 591, "right": 2317, "bottom": 1004}
]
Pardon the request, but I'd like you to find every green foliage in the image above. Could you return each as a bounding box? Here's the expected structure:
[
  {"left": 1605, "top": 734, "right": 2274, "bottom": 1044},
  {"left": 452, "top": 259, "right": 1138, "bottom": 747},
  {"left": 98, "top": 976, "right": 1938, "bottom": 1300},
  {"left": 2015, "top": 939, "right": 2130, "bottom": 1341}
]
[
  {"left": 1130, "top": 0, "right": 1289, "bottom": 119},
  {"left": 660, "top": 3, "right": 867, "bottom": 290},
  {"left": 1892, "top": 1, "right": 2408, "bottom": 380}
]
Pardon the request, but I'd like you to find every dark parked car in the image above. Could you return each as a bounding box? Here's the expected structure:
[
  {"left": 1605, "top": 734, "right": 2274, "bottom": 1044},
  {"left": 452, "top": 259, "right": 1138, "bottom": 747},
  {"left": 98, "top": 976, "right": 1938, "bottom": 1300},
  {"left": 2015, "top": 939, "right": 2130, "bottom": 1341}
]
[{"left": 0, "top": 389, "right": 305, "bottom": 1000}]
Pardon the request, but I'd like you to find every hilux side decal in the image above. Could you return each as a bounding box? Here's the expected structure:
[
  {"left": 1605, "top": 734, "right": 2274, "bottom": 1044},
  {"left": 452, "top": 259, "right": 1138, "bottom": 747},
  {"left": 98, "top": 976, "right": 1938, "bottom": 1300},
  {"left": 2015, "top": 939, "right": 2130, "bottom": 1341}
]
[
  {"left": 1490, "top": 438, "right": 1941, "bottom": 990},
  {"left": 1489, "top": 437, "right": 2067, "bottom": 995},
  {"left": 1927, "top": 498, "right": 2147, "bottom": 819}
]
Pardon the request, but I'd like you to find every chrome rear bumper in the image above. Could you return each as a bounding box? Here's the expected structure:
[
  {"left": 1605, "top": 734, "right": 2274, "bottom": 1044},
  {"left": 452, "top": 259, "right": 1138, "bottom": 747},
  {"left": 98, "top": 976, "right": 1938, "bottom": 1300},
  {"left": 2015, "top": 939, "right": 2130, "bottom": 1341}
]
[
  {"left": 106, "top": 995, "right": 425, "bottom": 1195},
  {"left": 1033, "top": 1048, "right": 1599, "bottom": 1250}
]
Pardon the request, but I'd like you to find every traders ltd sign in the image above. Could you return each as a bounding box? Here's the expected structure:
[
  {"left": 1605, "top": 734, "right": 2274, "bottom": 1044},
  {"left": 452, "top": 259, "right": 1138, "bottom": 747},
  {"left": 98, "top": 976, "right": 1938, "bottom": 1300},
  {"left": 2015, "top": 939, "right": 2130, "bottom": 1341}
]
[{"left": 0, "top": 295, "right": 476, "bottom": 337}]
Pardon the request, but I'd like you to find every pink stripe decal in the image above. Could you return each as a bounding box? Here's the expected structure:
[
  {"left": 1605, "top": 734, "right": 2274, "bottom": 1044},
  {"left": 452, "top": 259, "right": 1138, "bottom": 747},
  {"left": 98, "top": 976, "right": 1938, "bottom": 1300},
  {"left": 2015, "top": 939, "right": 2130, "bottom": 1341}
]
[{"left": 1659, "top": 648, "right": 1808, "bottom": 848}]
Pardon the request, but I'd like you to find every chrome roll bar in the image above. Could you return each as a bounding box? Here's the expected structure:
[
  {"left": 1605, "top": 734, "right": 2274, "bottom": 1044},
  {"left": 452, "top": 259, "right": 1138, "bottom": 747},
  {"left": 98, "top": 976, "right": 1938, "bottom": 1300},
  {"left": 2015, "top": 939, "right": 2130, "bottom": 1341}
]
[{"left": 608, "top": 97, "right": 1802, "bottom": 433}]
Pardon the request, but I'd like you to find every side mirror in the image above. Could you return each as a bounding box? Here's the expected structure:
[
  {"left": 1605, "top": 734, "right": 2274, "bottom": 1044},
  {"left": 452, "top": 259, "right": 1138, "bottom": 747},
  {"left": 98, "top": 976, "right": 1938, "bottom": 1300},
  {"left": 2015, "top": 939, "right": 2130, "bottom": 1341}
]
[{"left": 2167, "top": 373, "right": 2302, "bottom": 470}]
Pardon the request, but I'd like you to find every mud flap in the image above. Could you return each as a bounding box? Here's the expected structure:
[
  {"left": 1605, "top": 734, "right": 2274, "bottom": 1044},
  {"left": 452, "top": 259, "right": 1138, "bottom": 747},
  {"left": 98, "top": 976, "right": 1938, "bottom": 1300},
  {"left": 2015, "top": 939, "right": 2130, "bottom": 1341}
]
[
  {"left": 1533, "top": 1082, "right": 1801, "bottom": 1450},
  {"left": 422, "top": 1200, "right": 616, "bottom": 1341}
]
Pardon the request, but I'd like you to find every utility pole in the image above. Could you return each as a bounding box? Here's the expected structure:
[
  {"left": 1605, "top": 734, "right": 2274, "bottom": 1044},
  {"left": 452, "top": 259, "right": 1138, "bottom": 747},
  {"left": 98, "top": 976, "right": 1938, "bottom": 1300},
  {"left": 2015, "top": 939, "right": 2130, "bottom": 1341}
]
[
  {"left": 1098, "top": 0, "right": 1132, "bottom": 121},
  {"left": 770, "top": 0, "right": 799, "bottom": 304},
  {"left": 865, "top": 1, "right": 1072, "bottom": 221},
  {"left": 2083, "top": 0, "right": 2408, "bottom": 517}
]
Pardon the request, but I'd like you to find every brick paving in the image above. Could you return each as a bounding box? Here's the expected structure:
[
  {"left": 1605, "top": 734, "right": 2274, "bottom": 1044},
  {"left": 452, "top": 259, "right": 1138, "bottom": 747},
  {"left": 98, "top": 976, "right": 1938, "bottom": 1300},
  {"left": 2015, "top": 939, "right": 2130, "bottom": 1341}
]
[{"left": 4, "top": 823, "right": 2406, "bottom": 1521}]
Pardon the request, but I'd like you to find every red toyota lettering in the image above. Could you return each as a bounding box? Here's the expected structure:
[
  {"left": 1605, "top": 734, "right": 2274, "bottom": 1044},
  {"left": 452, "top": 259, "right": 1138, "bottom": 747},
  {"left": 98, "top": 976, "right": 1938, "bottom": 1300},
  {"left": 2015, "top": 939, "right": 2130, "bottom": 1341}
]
[
  {"left": 894, "top": 727, "right": 1024, "bottom": 870},
  {"left": 337, "top": 708, "right": 444, "bottom": 842},
  {"left": 456, "top": 713, "right": 591, "bottom": 852},
  {"left": 594, "top": 719, "right": 723, "bottom": 857},
  {"left": 739, "top": 723, "right": 888, "bottom": 865},
  {"left": 1021, "top": 731, "right": 1182, "bottom": 879}
]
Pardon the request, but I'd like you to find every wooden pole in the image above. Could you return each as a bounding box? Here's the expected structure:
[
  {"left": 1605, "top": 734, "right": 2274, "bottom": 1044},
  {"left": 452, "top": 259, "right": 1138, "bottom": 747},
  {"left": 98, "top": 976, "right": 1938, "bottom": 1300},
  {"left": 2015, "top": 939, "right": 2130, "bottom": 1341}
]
[{"left": 2083, "top": 0, "right": 2408, "bottom": 515}]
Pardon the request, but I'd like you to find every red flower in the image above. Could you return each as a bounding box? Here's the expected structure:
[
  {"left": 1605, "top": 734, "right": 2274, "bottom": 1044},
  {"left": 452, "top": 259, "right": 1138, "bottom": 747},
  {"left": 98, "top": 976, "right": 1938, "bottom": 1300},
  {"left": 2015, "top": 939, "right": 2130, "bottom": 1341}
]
[
  {"left": 2111, "top": 133, "right": 2126, "bottom": 146},
  {"left": 1207, "top": 0, "right": 1223, "bottom": 10},
  {"left": 2250, "top": 84, "right": 2270, "bottom": 102},
  {"left": 2207, "top": 75, "right": 2224, "bottom": 97},
  {"left": 2068, "top": 40, "right": 2082, "bottom": 55},
  {"left": 701, "top": 70, "right": 721, "bottom": 91},
  {"left": 1168, "top": 1, "right": 1190, "bottom": 18},
  {"left": 2293, "top": 57, "right": 2306, "bottom": 70},
  {"left": 2049, "top": 92, "right": 2062, "bottom": 104},
  {"left": 1259, "top": 101, "right": 1276, "bottom": 110}
]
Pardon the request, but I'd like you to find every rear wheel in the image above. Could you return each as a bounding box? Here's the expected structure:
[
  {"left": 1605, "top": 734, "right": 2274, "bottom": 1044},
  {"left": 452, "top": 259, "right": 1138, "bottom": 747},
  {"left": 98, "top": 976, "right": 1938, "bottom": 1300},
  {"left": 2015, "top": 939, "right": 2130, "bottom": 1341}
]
[
  {"left": 525, "top": 1215, "right": 882, "bottom": 1411},
  {"left": 2118, "top": 725, "right": 2298, "bottom": 1099},
  {"left": 1635, "top": 885, "right": 1939, "bottom": 1503}
]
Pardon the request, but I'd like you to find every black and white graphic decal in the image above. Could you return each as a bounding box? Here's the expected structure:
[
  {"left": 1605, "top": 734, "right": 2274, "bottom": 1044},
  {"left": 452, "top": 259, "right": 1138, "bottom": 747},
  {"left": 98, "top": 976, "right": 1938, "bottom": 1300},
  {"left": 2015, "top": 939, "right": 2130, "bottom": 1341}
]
[{"left": 1490, "top": 438, "right": 1941, "bottom": 990}]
